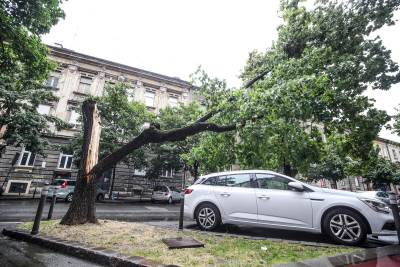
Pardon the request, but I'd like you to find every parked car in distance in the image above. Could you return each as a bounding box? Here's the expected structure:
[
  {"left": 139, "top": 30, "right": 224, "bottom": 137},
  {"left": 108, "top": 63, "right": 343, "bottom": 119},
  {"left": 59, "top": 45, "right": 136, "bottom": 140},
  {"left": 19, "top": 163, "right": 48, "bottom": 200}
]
[
  {"left": 47, "top": 179, "right": 106, "bottom": 202},
  {"left": 151, "top": 185, "right": 182, "bottom": 204},
  {"left": 184, "top": 170, "right": 396, "bottom": 245}
]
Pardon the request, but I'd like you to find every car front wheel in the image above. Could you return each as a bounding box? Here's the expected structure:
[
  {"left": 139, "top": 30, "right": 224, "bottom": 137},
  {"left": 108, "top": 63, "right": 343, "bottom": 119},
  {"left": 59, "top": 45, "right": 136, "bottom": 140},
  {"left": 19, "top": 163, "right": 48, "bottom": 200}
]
[
  {"left": 323, "top": 208, "right": 368, "bottom": 245},
  {"left": 195, "top": 203, "right": 221, "bottom": 231}
]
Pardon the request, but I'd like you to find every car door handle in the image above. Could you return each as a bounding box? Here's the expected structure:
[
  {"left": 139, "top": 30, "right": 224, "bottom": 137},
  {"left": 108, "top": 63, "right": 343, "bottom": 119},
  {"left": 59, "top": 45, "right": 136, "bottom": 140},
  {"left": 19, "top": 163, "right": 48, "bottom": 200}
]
[
  {"left": 258, "top": 195, "right": 270, "bottom": 200},
  {"left": 220, "top": 193, "right": 231, "bottom": 197}
]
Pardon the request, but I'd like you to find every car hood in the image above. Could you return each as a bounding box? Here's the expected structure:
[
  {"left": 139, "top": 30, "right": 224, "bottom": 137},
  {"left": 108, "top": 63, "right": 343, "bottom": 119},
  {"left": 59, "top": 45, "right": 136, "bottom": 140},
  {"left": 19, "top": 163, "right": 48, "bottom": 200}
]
[{"left": 310, "top": 186, "right": 361, "bottom": 198}]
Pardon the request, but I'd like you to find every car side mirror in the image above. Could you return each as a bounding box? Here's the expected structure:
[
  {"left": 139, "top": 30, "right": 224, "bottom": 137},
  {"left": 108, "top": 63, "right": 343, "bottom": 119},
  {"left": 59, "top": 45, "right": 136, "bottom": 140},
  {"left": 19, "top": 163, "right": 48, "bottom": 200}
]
[{"left": 288, "top": 181, "right": 304, "bottom": 191}]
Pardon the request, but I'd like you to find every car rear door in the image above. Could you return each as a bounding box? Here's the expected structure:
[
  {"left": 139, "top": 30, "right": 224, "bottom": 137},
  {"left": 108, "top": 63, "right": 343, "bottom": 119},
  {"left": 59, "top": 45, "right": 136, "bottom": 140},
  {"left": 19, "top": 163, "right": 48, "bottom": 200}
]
[
  {"left": 255, "top": 173, "right": 313, "bottom": 229},
  {"left": 212, "top": 173, "right": 258, "bottom": 222}
]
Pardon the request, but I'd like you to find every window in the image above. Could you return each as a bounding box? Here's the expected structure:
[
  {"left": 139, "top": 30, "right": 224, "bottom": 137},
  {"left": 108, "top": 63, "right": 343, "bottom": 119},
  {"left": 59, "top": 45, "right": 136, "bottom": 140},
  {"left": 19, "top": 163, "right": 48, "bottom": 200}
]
[
  {"left": 393, "top": 149, "right": 398, "bottom": 161},
  {"left": 127, "top": 88, "right": 135, "bottom": 102},
  {"left": 162, "top": 168, "right": 175, "bottom": 177},
  {"left": 37, "top": 104, "right": 51, "bottom": 115},
  {"left": 169, "top": 96, "right": 178, "bottom": 107},
  {"left": 45, "top": 73, "right": 60, "bottom": 88},
  {"left": 145, "top": 91, "right": 155, "bottom": 107},
  {"left": 225, "top": 174, "right": 252, "bottom": 188},
  {"left": 256, "top": 173, "right": 290, "bottom": 190},
  {"left": 17, "top": 149, "right": 36, "bottom": 167},
  {"left": 203, "top": 176, "right": 227, "bottom": 186},
  {"left": 78, "top": 76, "right": 92, "bottom": 93},
  {"left": 58, "top": 153, "right": 73, "bottom": 169},
  {"left": 69, "top": 110, "right": 80, "bottom": 125}
]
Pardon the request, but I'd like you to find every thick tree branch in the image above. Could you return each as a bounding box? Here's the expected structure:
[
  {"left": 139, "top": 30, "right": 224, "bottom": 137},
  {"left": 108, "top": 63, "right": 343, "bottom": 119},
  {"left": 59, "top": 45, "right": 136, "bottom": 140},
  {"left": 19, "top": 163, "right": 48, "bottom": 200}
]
[
  {"left": 91, "top": 121, "right": 237, "bottom": 178},
  {"left": 243, "top": 70, "right": 270, "bottom": 89},
  {"left": 90, "top": 68, "right": 270, "bottom": 179}
]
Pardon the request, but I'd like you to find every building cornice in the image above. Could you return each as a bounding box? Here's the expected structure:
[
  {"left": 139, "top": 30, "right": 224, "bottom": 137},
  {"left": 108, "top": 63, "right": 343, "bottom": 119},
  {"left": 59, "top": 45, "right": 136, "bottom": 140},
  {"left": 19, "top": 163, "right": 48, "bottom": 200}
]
[
  {"left": 375, "top": 136, "right": 400, "bottom": 147},
  {"left": 47, "top": 45, "right": 194, "bottom": 90}
]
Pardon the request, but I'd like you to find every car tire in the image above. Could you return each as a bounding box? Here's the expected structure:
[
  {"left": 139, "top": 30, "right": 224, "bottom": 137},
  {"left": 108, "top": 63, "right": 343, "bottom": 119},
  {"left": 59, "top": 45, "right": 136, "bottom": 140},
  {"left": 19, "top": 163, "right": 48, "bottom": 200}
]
[
  {"left": 168, "top": 197, "right": 173, "bottom": 204},
  {"left": 66, "top": 193, "right": 73, "bottom": 203},
  {"left": 195, "top": 203, "right": 221, "bottom": 231},
  {"left": 323, "top": 208, "right": 368, "bottom": 245},
  {"left": 96, "top": 193, "right": 104, "bottom": 202}
]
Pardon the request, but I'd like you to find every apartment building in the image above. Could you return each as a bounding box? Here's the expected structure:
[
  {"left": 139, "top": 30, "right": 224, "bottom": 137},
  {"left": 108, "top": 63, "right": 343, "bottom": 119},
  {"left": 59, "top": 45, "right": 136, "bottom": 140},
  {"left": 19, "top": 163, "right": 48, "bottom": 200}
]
[{"left": 0, "top": 45, "right": 196, "bottom": 197}]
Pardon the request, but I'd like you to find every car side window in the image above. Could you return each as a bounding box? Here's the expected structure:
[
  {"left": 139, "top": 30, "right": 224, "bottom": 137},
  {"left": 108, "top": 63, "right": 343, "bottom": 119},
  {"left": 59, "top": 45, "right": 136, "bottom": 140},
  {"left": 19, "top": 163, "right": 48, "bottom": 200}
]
[
  {"left": 256, "top": 173, "right": 291, "bottom": 190},
  {"left": 203, "top": 176, "right": 227, "bottom": 186},
  {"left": 69, "top": 181, "right": 76, "bottom": 186},
  {"left": 225, "top": 174, "right": 252, "bottom": 188}
]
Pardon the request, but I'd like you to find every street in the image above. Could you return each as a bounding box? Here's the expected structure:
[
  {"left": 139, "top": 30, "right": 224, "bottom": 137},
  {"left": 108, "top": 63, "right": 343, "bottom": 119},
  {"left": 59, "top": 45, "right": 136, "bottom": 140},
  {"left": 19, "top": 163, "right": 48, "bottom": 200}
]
[{"left": 0, "top": 199, "right": 180, "bottom": 222}]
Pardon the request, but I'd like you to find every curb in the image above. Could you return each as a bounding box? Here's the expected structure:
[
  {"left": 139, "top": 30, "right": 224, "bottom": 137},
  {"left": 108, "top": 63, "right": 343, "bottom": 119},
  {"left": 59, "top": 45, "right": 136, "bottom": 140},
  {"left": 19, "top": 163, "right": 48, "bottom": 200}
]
[{"left": 2, "top": 228, "right": 178, "bottom": 267}]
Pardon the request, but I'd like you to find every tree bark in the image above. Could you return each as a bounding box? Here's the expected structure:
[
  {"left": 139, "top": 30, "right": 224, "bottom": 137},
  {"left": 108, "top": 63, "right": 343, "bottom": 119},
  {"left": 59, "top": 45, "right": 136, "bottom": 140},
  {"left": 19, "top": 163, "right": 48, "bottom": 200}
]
[{"left": 61, "top": 100, "right": 101, "bottom": 225}]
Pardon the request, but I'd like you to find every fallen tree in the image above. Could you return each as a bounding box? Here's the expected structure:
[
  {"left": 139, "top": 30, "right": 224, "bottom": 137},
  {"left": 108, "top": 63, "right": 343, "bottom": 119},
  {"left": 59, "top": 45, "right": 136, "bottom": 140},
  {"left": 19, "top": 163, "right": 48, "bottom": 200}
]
[{"left": 60, "top": 70, "right": 264, "bottom": 225}]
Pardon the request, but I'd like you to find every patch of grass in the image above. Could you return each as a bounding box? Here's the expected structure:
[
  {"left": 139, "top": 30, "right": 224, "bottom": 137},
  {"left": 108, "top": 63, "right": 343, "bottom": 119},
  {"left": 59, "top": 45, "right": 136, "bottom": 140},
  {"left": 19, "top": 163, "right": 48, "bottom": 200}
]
[{"left": 18, "top": 220, "right": 356, "bottom": 267}]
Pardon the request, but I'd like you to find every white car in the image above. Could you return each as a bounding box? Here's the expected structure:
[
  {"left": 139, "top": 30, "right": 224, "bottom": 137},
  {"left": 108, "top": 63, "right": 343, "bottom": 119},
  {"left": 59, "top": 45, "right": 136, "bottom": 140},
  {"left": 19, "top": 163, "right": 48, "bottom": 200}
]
[
  {"left": 151, "top": 185, "right": 182, "bottom": 204},
  {"left": 184, "top": 170, "right": 396, "bottom": 245}
]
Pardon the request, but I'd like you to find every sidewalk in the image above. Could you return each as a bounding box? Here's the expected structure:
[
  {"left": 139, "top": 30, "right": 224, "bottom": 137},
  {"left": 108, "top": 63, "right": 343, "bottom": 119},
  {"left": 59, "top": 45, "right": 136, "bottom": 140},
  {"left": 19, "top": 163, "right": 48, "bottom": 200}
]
[{"left": 0, "top": 194, "right": 40, "bottom": 200}]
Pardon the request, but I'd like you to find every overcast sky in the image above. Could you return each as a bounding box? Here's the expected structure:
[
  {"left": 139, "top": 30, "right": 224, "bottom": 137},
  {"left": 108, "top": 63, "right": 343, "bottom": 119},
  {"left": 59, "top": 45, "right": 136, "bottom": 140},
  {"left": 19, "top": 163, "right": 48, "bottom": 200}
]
[{"left": 42, "top": 0, "right": 400, "bottom": 142}]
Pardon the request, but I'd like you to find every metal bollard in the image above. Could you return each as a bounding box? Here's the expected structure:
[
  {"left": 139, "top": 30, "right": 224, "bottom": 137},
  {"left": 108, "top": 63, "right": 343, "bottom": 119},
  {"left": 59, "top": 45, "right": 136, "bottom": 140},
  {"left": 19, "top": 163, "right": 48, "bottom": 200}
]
[
  {"left": 389, "top": 193, "right": 400, "bottom": 245},
  {"left": 31, "top": 186, "right": 48, "bottom": 235},
  {"left": 47, "top": 188, "right": 57, "bottom": 220},
  {"left": 179, "top": 197, "right": 184, "bottom": 230}
]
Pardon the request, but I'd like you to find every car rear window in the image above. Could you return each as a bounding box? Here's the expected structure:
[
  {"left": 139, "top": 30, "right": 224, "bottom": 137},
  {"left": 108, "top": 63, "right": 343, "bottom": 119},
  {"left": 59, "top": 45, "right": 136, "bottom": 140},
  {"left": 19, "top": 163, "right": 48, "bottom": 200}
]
[
  {"left": 52, "top": 179, "right": 66, "bottom": 185},
  {"left": 154, "top": 186, "right": 168, "bottom": 192}
]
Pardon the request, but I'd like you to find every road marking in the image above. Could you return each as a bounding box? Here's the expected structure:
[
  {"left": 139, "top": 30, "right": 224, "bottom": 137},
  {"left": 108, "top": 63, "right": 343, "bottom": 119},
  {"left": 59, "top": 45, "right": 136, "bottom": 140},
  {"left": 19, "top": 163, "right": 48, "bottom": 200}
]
[{"left": 144, "top": 206, "right": 169, "bottom": 212}]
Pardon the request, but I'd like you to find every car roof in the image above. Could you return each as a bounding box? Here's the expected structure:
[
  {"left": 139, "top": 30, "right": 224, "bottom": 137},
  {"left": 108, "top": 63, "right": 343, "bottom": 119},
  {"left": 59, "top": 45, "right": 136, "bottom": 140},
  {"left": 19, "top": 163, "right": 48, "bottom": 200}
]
[{"left": 199, "top": 170, "right": 288, "bottom": 179}]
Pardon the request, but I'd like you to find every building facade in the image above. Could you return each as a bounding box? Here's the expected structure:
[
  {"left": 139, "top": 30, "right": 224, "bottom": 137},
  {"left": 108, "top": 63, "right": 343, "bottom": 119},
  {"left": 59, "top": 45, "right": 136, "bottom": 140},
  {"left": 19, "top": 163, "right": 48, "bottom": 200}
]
[{"left": 0, "top": 45, "right": 196, "bottom": 197}]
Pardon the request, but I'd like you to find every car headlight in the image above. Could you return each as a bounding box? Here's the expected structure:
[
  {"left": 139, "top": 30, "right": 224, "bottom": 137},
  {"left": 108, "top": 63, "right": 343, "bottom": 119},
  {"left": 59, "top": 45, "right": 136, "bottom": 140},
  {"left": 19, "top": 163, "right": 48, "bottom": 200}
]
[{"left": 359, "top": 198, "right": 390, "bottom": 213}]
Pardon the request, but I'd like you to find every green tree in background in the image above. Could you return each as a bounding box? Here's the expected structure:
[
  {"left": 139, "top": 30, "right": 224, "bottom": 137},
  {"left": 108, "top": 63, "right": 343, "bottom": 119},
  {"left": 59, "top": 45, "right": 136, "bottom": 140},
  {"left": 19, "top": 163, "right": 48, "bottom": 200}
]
[
  {"left": 146, "top": 102, "right": 204, "bottom": 181},
  {"left": 0, "top": 0, "right": 65, "bottom": 155},
  {"left": 394, "top": 105, "right": 400, "bottom": 136},
  {"left": 361, "top": 148, "right": 400, "bottom": 190}
]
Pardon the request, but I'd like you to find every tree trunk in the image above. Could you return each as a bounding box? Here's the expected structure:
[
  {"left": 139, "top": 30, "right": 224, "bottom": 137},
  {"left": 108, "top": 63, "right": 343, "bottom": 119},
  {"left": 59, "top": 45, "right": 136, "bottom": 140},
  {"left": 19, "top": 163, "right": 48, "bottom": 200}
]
[
  {"left": 331, "top": 180, "right": 338, "bottom": 189},
  {"left": 283, "top": 162, "right": 297, "bottom": 177},
  {"left": 61, "top": 100, "right": 101, "bottom": 225}
]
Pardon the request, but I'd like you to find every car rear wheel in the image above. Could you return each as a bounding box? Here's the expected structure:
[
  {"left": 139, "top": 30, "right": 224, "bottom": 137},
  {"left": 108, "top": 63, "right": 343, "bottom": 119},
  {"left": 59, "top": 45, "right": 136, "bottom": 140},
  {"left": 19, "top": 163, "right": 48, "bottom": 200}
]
[
  {"left": 96, "top": 193, "right": 104, "bottom": 202},
  {"left": 66, "top": 193, "right": 73, "bottom": 203},
  {"left": 323, "top": 208, "right": 368, "bottom": 245},
  {"left": 195, "top": 203, "right": 221, "bottom": 231}
]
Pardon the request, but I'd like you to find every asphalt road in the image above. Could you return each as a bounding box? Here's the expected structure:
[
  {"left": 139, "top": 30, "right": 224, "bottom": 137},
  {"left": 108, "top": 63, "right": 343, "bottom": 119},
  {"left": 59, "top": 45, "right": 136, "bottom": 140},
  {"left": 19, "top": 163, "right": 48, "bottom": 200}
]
[{"left": 0, "top": 199, "right": 180, "bottom": 222}]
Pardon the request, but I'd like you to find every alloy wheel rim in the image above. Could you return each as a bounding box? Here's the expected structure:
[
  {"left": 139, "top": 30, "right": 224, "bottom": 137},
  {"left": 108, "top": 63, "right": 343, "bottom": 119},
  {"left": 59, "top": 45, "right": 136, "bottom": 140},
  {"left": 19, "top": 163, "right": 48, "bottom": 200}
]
[
  {"left": 198, "top": 208, "right": 216, "bottom": 229},
  {"left": 329, "top": 214, "right": 361, "bottom": 242}
]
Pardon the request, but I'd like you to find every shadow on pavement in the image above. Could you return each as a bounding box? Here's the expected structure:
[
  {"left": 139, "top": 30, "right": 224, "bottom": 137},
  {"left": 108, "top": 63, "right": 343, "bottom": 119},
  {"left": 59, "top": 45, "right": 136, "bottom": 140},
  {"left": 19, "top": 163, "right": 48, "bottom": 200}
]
[{"left": 185, "top": 222, "right": 388, "bottom": 248}]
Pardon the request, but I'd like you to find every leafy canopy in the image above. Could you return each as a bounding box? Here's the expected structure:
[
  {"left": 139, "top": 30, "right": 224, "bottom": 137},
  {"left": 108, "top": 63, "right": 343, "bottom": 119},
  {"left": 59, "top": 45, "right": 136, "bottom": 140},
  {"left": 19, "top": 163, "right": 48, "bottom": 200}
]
[
  {"left": 188, "top": 0, "right": 400, "bottom": 177},
  {"left": 0, "top": 0, "right": 65, "bottom": 154}
]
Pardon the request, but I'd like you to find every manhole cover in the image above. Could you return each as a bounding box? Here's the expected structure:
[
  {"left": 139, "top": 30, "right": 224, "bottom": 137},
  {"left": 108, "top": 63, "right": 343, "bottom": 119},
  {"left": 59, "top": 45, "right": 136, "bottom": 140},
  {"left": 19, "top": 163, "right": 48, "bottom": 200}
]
[{"left": 162, "top": 237, "right": 204, "bottom": 249}]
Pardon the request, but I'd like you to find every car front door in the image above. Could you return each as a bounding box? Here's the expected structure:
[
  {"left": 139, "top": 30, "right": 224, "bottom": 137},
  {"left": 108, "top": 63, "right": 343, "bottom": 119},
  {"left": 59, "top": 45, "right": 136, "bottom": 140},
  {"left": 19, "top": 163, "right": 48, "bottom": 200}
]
[
  {"left": 212, "top": 173, "right": 258, "bottom": 222},
  {"left": 255, "top": 173, "right": 313, "bottom": 229}
]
